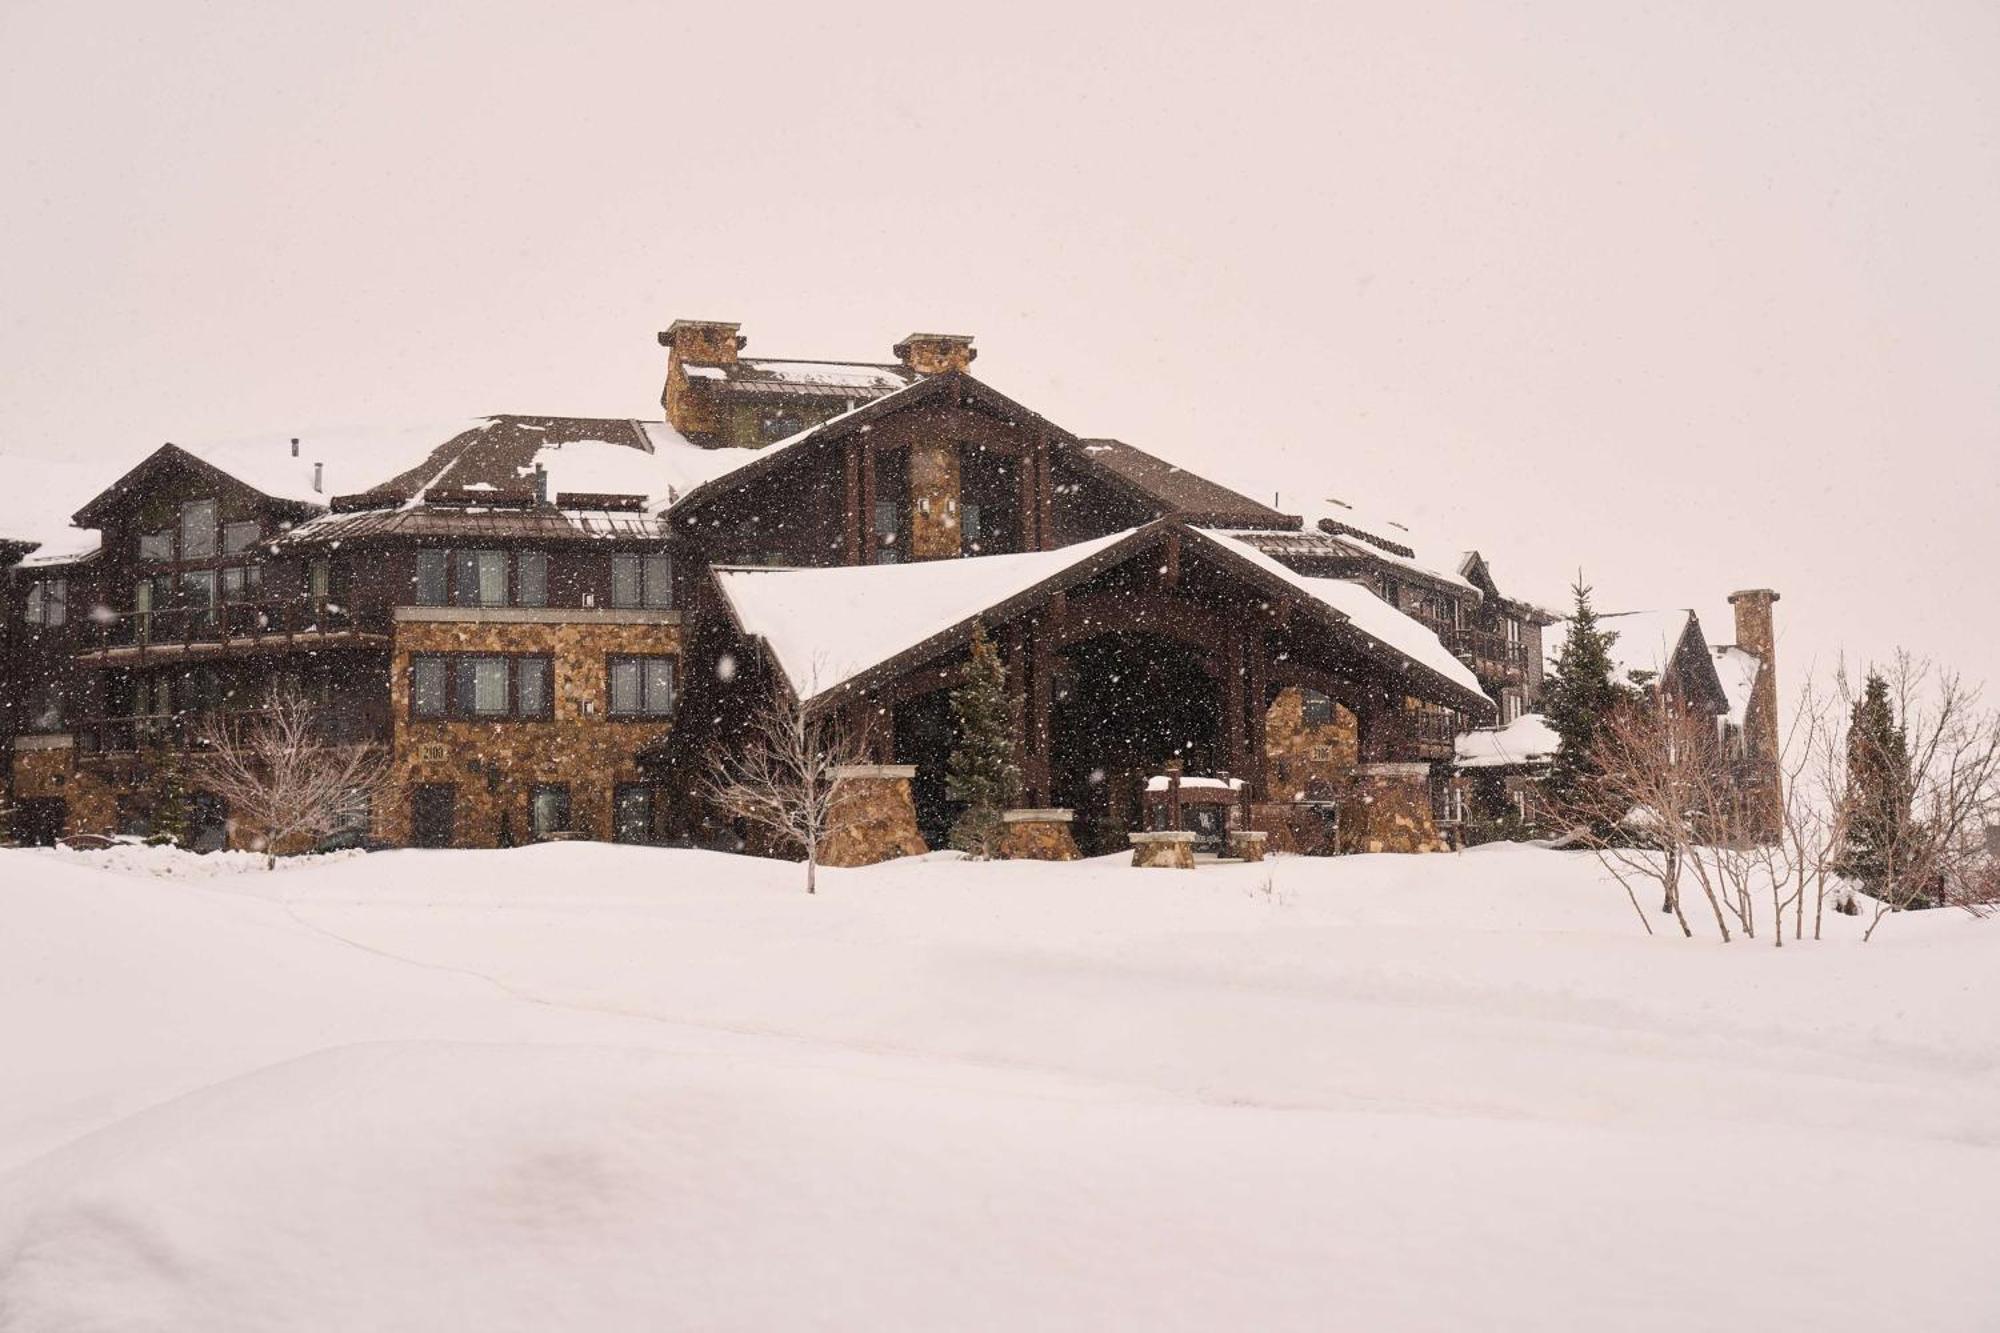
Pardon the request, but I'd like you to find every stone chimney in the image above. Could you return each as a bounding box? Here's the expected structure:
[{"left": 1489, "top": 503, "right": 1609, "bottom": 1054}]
[
  {"left": 893, "top": 332, "right": 977, "bottom": 376},
  {"left": 1728, "top": 588, "right": 1783, "bottom": 841},
  {"left": 658, "top": 319, "right": 743, "bottom": 444}
]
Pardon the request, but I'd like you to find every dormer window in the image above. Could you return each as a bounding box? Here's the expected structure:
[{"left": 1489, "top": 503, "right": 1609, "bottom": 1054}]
[{"left": 179, "top": 499, "right": 217, "bottom": 560}]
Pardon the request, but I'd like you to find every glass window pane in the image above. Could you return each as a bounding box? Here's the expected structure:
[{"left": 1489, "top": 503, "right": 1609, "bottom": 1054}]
[
  {"left": 309, "top": 561, "right": 331, "bottom": 601},
  {"left": 222, "top": 521, "right": 261, "bottom": 554},
  {"left": 415, "top": 551, "right": 448, "bottom": 606},
  {"left": 642, "top": 554, "right": 672, "bottom": 609},
  {"left": 139, "top": 529, "right": 174, "bottom": 562},
  {"left": 180, "top": 500, "right": 217, "bottom": 559},
  {"left": 475, "top": 551, "right": 507, "bottom": 606},
  {"left": 181, "top": 570, "right": 216, "bottom": 607},
  {"left": 517, "top": 551, "right": 547, "bottom": 607},
  {"left": 453, "top": 550, "right": 478, "bottom": 605},
  {"left": 643, "top": 659, "right": 675, "bottom": 715},
  {"left": 531, "top": 786, "right": 570, "bottom": 838},
  {"left": 412, "top": 659, "right": 447, "bottom": 716},
  {"left": 517, "top": 658, "right": 548, "bottom": 716},
  {"left": 468, "top": 657, "right": 509, "bottom": 714},
  {"left": 609, "top": 659, "right": 640, "bottom": 713},
  {"left": 610, "top": 555, "right": 639, "bottom": 608}
]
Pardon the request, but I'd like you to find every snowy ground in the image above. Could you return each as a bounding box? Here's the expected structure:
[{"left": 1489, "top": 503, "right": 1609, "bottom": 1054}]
[{"left": 2, "top": 843, "right": 1995, "bottom": 1331}]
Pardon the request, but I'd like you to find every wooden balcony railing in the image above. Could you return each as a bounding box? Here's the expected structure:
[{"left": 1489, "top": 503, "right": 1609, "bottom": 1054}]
[
  {"left": 1444, "top": 626, "right": 1529, "bottom": 671},
  {"left": 75, "top": 601, "right": 389, "bottom": 660},
  {"left": 75, "top": 705, "right": 386, "bottom": 756}
]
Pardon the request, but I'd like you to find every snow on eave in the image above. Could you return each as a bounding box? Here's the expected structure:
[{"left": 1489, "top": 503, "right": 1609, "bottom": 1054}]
[
  {"left": 1185, "top": 528, "right": 1492, "bottom": 715},
  {"left": 712, "top": 529, "right": 1144, "bottom": 705}
]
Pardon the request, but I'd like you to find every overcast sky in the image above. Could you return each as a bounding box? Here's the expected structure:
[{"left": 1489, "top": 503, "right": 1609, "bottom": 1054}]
[{"left": 3, "top": 0, "right": 1994, "bottom": 699}]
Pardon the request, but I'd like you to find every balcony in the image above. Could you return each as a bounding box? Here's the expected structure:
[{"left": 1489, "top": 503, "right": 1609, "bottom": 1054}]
[
  {"left": 75, "top": 602, "right": 391, "bottom": 663},
  {"left": 75, "top": 705, "right": 387, "bottom": 757},
  {"left": 1443, "top": 626, "right": 1530, "bottom": 680}
]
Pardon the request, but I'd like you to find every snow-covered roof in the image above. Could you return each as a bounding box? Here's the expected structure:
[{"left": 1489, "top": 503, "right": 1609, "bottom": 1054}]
[
  {"left": 722, "top": 359, "right": 915, "bottom": 395},
  {"left": 0, "top": 452, "right": 110, "bottom": 566},
  {"left": 714, "top": 531, "right": 1136, "bottom": 701},
  {"left": 1454, "top": 713, "right": 1561, "bottom": 769},
  {"left": 1712, "top": 645, "right": 1761, "bottom": 731},
  {"left": 1292, "top": 495, "right": 1479, "bottom": 595},
  {"left": 1189, "top": 529, "right": 1489, "bottom": 703}
]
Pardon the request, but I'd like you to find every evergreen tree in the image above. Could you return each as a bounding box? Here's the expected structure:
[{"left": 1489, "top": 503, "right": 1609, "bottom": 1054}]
[
  {"left": 145, "top": 754, "right": 192, "bottom": 848},
  {"left": 1538, "top": 579, "right": 1635, "bottom": 827},
  {"left": 946, "top": 624, "right": 1022, "bottom": 857},
  {"left": 1839, "top": 670, "right": 1916, "bottom": 898}
]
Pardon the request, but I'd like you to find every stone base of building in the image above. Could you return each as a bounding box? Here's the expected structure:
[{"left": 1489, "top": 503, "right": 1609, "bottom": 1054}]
[
  {"left": 1340, "top": 762, "right": 1446, "bottom": 854},
  {"left": 999, "top": 808, "right": 1080, "bottom": 861},
  {"left": 819, "top": 765, "right": 928, "bottom": 867},
  {"left": 1227, "top": 830, "right": 1270, "bottom": 863},
  {"left": 1129, "top": 830, "right": 1198, "bottom": 869},
  {"left": 1249, "top": 801, "right": 1340, "bottom": 856}
]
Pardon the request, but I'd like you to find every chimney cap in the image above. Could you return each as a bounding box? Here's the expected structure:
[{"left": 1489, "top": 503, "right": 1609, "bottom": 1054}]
[
  {"left": 893, "top": 331, "right": 976, "bottom": 354},
  {"left": 1727, "top": 588, "right": 1781, "bottom": 604},
  {"left": 658, "top": 318, "right": 743, "bottom": 347}
]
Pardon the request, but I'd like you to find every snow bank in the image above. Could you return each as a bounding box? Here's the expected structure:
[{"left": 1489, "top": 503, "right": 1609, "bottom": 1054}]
[
  {"left": 3, "top": 844, "right": 1996, "bottom": 1330},
  {"left": 1455, "top": 711, "right": 1560, "bottom": 767}
]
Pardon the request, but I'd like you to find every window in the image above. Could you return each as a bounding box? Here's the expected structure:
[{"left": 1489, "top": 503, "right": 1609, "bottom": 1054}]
[
  {"left": 530, "top": 784, "right": 572, "bottom": 840},
  {"left": 409, "top": 654, "right": 552, "bottom": 721},
  {"left": 454, "top": 550, "right": 507, "bottom": 607},
  {"left": 1300, "top": 688, "right": 1334, "bottom": 727},
  {"left": 457, "top": 657, "right": 511, "bottom": 716},
  {"left": 23, "top": 578, "right": 66, "bottom": 626},
  {"left": 758, "top": 410, "right": 806, "bottom": 443},
  {"left": 873, "top": 500, "right": 901, "bottom": 564},
  {"left": 138, "top": 528, "right": 174, "bottom": 562},
  {"left": 181, "top": 570, "right": 216, "bottom": 629},
  {"left": 222, "top": 520, "right": 262, "bottom": 555},
  {"left": 221, "top": 565, "right": 262, "bottom": 603},
  {"left": 309, "top": 560, "right": 332, "bottom": 604},
  {"left": 1501, "top": 690, "right": 1524, "bottom": 724},
  {"left": 610, "top": 553, "right": 671, "bottom": 609},
  {"left": 517, "top": 551, "right": 548, "bottom": 608},
  {"left": 180, "top": 499, "right": 217, "bottom": 559},
  {"left": 608, "top": 655, "right": 676, "bottom": 717},
  {"left": 411, "top": 658, "right": 448, "bottom": 718},
  {"left": 414, "top": 550, "right": 448, "bottom": 606},
  {"left": 962, "top": 501, "right": 982, "bottom": 548},
  {"left": 614, "top": 783, "right": 657, "bottom": 843},
  {"left": 516, "top": 656, "right": 550, "bottom": 717}
]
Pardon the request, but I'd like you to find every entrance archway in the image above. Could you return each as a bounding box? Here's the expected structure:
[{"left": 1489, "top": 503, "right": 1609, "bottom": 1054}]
[{"left": 1050, "top": 631, "right": 1222, "bottom": 855}]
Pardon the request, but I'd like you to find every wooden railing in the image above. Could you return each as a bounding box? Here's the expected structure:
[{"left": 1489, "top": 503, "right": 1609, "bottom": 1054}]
[
  {"left": 75, "top": 706, "right": 386, "bottom": 755},
  {"left": 77, "top": 601, "right": 388, "bottom": 658},
  {"left": 1445, "top": 626, "right": 1529, "bottom": 670}
]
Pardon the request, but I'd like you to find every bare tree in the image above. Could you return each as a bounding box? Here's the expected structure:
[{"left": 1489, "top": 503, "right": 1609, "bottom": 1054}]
[
  {"left": 188, "top": 684, "right": 398, "bottom": 869},
  {"left": 1554, "top": 693, "right": 1740, "bottom": 940},
  {"left": 703, "top": 677, "right": 871, "bottom": 894}
]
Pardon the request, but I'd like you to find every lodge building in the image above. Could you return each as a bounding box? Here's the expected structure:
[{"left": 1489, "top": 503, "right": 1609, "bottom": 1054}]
[{"left": 0, "top": 321, "right": 1776, "bottom": 860}]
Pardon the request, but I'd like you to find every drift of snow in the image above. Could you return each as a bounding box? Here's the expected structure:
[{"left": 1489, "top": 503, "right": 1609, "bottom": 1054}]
[{"left": 3, "top": 843, "right": 1996, "bottom": 1331}]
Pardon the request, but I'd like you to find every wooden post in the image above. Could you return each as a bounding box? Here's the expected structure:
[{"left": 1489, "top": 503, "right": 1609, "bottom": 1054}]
[
  {"left": 1017, "top": 448, "right": 1037, "bottom": 552},
  {"left": 1034, "top": 438, "right": 1054, "bottom": 551},
  {"left": 1224, "top": 629, "right": 1247, "bottom": 777},
  {"left": 859, "top": 441, "right": 877, "bottom": 564},
  {"left": 1027, "top": 617, "right": 1054, "bottom": 803},
  {"left": 1245, "top": 626, "right": 1267, "bottom": 800},
  {"left": 843, "top": 437, "right": 862, "bottom": 565}
]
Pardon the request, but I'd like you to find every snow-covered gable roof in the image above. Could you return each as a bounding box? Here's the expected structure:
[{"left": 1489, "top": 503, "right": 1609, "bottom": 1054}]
[
  {"left": 1455, "top": 713, "right": 1561, "bottom": 769},
  {"left": 714, "top": 531, "right": 1136, "bottom": 701},
  {"left": 0, "top": 452, "right": 111, "bottom": 567},
  {"left": 1189, "top": 529, "right": 1489, "bottom": 703},
  {"left": 710, "top": 359, "right": 917, "bottom": 398},
  {"left": 1713, "top": 645, "right": 1761, "bottom": 731}
]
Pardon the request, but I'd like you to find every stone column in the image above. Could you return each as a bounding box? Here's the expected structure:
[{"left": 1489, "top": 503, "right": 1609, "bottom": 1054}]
[
  {"left": 999, "top": 808, "right": 1081, "bottom": 861},
  {"left": 819, "top": 764, "right": 927, "bottom": 867}
]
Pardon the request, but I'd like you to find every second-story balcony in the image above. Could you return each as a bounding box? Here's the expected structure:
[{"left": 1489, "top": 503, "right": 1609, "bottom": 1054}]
[
  {"left": 1443, "top": 626, "right": 1530, "bottom": 679},
  {"left": 75, "top": 705, "right": 389, "bottom": 757},
  {"left": 75, "top": 601, "right": 392, "bottom": 664}
]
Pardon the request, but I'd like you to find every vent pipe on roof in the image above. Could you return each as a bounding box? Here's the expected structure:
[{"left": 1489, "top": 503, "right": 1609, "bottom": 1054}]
[
  {"left": 290, "top": 437, "right": 300, "bottom": 457},
  {"left": 312, "top": 462, "right": 324, "bottom": 494}
]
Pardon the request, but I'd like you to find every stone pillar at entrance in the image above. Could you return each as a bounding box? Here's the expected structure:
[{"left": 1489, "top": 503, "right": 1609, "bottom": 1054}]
[{"left": 820, "top": 764, "right": 928, "bottom": 866}]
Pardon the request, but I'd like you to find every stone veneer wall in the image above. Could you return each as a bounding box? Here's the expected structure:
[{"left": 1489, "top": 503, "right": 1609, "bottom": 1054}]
[
  {"left": 1340, "top": 762, "right": 1446, "bottom": 854},
  {"left": 907, "top": 440, "right": 963, "bottom": 560},
  {"left": 1263, "top": 687, "right": 1359, "bottom": 801},
  {"left": 819, "top": 765, "right": 927, "bottom": 867},
  {"left": 998, "top": 809, "right": 1081, "bottom": 861},
  {"left": 385, "top": 617, "right": 679, "bottom": 848},
  {"left": 10, "top": 740, "right": 121, "bottom": 838}
]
